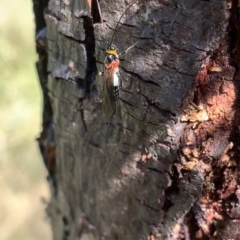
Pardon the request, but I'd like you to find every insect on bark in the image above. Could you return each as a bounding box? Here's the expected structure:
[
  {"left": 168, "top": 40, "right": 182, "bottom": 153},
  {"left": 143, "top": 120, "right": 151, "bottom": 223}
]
[
  {"left": 101, "top": 44, "right": 120, "bottom": 116},
  {"left": 100, "top": 0, "right": 138, "bottom": 116},
  {"left": 98, "top": 0, "right": 138, "bottom": 159}
]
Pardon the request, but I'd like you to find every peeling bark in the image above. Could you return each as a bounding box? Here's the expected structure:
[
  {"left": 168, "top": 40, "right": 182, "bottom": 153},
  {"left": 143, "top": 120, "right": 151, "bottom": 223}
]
[{"left": 33, "top": 0, "right": 240, "bottom": 239}]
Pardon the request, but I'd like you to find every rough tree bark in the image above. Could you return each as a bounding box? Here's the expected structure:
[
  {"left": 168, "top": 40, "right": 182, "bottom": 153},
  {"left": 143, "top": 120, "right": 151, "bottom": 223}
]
[{"left": 33, "top": 0, "right": 240, "bottom": 239}]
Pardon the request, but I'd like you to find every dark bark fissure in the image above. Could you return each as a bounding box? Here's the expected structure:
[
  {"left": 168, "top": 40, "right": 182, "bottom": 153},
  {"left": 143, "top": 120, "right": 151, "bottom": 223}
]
[
  {"left": 91, "top": 0, "right": 102, "bottom": 24},
  {"left": 82, "top": 16, "right": 96, "bottom": 90}
]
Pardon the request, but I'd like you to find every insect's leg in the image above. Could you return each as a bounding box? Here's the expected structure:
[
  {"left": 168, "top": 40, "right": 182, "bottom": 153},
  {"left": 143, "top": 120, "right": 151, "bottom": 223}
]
[
  {"left": 170, "top": 5, "right": 181, "bottom": 27},
  {"left": 119, "top": 78, "right": 122, "bottom": 90},
  {"left": 99, "top": 56, "right": 107, "bottom": 76},
  {"left": 104, "top": 116, "right": 113, "bottom": 164},
  {"left": 90, "top": 74, "right": 102, "bottom": 93},
  {"left": 119, "top": 41, "right": 138, "bottom": 57},
  {"left": 95, "top": 56, "right": 108, "bottom": 99}
]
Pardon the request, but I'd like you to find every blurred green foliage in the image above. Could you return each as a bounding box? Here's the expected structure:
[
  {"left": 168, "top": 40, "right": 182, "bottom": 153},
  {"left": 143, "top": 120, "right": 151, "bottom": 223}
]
[{"left": 0, "top": 0, "right": 51, "bottom": 239}]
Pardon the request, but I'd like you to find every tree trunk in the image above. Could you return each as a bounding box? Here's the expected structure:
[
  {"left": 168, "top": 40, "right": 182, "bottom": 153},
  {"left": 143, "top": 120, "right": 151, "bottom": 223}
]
[{"left": 33, "top": 0, "right": 240, "bottom": 239}]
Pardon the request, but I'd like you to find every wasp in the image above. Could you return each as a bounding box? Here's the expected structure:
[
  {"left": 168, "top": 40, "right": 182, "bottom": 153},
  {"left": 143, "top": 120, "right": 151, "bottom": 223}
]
[
  {"left": 97, "top": 0, "right": 138, "bottom": 159},
  {"left": 100, "top": 0, "right": 138, "bottom": 117},
  {"left": 101, "top": 43, "right": 120, "bottom": 116}
]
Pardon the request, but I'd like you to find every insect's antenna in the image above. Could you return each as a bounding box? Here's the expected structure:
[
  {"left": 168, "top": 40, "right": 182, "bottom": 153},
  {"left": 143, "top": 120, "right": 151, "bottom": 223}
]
[{"left": 109, "top": 0, "right": 138, "bottom": 46}]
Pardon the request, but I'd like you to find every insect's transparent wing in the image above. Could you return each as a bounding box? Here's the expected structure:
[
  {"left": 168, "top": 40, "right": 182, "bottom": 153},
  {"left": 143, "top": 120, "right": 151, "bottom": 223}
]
[{"left": 102, "top": 69, "right": 116, "bottom": 116}]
